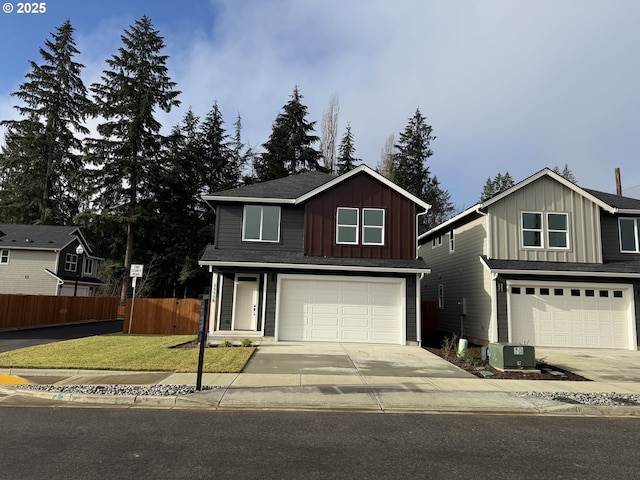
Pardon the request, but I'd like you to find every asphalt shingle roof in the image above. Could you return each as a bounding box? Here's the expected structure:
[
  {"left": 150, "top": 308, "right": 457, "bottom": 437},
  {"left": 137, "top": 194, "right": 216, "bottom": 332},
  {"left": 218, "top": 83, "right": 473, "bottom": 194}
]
[
  {"left": 584, "top": 189, "right": 640, "bottom": 210},
  {"left": 207, "top": 171, "right": 335, "bottom": 200},
  {"left": 200, "top": 246, "right": 429, "bottom": 272},
  {"left": 0, "top": 224, "right": 81, "bottom": 251},
  {"left": 481, "top": 256, "right": 640, "bottom": 275}
]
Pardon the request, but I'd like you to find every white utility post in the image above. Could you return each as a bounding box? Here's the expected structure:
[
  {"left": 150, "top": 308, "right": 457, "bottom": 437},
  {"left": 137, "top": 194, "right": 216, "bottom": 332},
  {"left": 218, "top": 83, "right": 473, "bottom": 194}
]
[{"left": 128, "top": 264, "right": 144, "bottom": 334}]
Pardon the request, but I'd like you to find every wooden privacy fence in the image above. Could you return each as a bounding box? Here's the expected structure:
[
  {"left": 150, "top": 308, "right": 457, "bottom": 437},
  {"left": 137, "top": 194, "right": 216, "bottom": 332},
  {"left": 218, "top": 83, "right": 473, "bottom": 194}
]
[
  {"left": 123, "top": 298, "right": 202, "bottom": 335},
  {"left": 0, "top": 295, "right": 119, "bottom": 330}
]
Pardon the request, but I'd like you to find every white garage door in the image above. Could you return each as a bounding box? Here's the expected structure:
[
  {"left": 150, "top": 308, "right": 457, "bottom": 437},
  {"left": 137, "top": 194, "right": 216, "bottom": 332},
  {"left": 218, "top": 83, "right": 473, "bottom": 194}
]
[
  {"left": 277, "top": 275, "right": 404, "bottom": 344},
  {"left": 509, "top": 282, "right": 635, "bottom": 349}
]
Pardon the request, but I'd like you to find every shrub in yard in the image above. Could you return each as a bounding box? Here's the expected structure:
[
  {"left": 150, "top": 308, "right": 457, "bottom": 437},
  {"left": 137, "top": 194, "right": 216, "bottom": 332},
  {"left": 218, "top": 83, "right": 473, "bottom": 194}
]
[
  {"left": 219, "top": 340, "right": 233, "bottom": 348},
  {"left": 241, "top": 338, "right": 253, "bottom": 347},
  {"left": 441, "top": 334, "right": 458, "bottom": 358}
]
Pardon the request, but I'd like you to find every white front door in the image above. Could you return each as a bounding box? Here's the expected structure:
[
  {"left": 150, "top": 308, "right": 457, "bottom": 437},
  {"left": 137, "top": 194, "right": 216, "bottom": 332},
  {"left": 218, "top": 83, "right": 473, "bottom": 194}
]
[{"left": 232, "top": 275, "right": 259, "bottom": 331}]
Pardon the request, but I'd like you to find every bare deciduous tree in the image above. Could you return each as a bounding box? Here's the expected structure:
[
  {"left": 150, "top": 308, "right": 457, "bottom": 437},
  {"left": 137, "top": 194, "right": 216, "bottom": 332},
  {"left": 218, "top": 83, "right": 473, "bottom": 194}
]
[
  {"left": 320, "top": 93, "right": 340, "bottom": 173},
  {"left": 377, "top": 134, "right": 396, "bottom": 182}
]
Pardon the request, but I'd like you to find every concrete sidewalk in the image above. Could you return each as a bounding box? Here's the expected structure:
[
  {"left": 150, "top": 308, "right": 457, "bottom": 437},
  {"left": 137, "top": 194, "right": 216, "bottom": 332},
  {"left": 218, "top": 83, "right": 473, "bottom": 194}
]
[{"left": 1, "top": 343, "right": 639, "bottom": 416}]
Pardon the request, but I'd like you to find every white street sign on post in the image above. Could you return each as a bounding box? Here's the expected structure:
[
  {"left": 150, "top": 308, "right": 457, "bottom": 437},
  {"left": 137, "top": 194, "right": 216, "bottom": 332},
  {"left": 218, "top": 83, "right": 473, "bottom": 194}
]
[{"left": 127, "top": 264, "right": 144, "bottom": 334}]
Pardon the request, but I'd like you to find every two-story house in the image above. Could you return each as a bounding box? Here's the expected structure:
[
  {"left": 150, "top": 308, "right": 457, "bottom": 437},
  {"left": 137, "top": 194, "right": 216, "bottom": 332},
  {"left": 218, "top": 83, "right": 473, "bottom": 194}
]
[
  {"left": 0, "top": 224, "right": 104, "bottom": 296},
  {"left": 199, "top": 165, "right": 431, "bottom": 345},
  {"left": 419, "top": 168, "right": 640, "bottom": 351}
]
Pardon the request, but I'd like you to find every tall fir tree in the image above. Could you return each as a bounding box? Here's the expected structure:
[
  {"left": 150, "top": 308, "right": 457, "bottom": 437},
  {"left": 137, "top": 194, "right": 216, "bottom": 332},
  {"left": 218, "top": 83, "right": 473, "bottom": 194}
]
[
  {"left": 335, "top": 122, "right": 360, "bottom": 175},
  {"left": 553, "top": 164, "right": 578, "bottom": 183},
  {"left": 480, "top": 172, "right": 515, "bottom": 202},
  {"left": 255, "top": 86, "right": 320, "bottom": 181},
  {"left": 0, "top": 20, "right": 90, "bottom": 224},
  {"left": 200, "top": 101, "right": 233, "bottom": 193},
  {"left": 85, "top": 15, "right": 180, "bottom": 304},
  {"left": 393, "top": 108, "right": 454, "bottom": 230}
]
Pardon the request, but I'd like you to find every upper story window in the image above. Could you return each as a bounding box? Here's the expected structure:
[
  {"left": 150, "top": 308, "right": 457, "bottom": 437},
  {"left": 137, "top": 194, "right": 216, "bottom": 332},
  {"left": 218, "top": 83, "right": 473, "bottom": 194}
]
[
  {"left": 84, "top": 258, "right": 94, "bottom": 276},
  {"left": 65, "top": 253, "right": 78, "bottom": 272},
  {"left": 449, "top": 230, "right": 455, "bottom": 253},
  {"left": 336, "top": 207, "right": 359, "bottom": 244},
  {"left": 336, "top": 207, "right": 386, "bottom": 246},
  {"left": 242, "top": 205, "right": 281, "bottom": 242},
  {"left": 362, "top": 208, "right": 385, "bottom": 245},
  {"left": 431, "top": 235, "right": 442, "bottom": 248},
  {"left": 619, "top": 218, "right": 640, "bottom": 253},
  {"left": 0, "top": 249, "right": 9, "bottom": 264},
  {"left": 521, "top": 212, "right": 569, "bottom": 249}
]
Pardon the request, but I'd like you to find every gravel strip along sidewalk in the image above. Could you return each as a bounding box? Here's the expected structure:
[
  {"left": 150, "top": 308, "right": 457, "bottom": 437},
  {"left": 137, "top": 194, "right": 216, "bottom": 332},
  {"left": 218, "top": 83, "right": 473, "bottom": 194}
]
[
  {"left": 18, "top": 384, "right": 216, "bottom": 396},
  {"left": 518, "top": 392, "right": 640, "bottom": 406}
]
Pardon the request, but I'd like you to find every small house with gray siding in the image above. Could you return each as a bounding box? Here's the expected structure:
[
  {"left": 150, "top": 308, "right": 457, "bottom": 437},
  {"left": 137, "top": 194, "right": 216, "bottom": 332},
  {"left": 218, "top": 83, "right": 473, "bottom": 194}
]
[
  {"left": 418, "top": 168, "right": 640, "bottom": 350},
  {"left": 199, "top": 165, "right": 431, "bottom": 345},
  {"left": 0, "top": 224, "right": 104, "bottom": 296}
]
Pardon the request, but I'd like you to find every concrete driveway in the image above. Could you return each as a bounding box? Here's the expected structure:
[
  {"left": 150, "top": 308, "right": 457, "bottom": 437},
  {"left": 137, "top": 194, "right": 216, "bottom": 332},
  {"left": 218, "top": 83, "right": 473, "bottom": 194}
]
[
  {"left": 242, "top": 342, "right": 475, "bottom": 378},
  {"left": 535, "top": 347, "right": 640, "bottom": 383}
]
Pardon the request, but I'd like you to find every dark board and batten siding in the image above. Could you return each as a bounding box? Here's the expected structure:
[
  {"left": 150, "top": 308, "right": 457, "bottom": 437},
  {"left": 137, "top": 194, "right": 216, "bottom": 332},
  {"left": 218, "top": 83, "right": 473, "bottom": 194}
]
[
  {"left": 304, "top": 174, "right": 418, "bottom": 259},
  {"left": 215, "top": 204, "right": 304, "bottom": 252}
]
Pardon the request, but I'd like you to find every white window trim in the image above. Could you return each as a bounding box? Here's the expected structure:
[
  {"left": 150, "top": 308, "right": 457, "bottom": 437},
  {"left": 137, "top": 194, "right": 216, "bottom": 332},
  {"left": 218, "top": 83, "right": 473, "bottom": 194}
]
[
  {"left": 0, "top": 249, "right": 9, "bottom": 265},
  {"left": 449, "top": 230, "right": 455, "bottom": 253},
  {"left": 362, "top": 208, "right": 385, "bottom": 246},
  {"left": 619, "top": 217, "right": 640, "bottom": 253},
  {"left": 336, "top": 207, "right": 359, "bottom": 245},
  {"left": 431, "top": 235, "right": 442, "bottom": 249},
  {"left": 83, "top": 258, "right": 94, "bottom": 275},
  {"left": 242, "top": 205, "right": 281, "bottom": 243},
  {"left": 546, "top": 212, "right": 570, "bottom": 250},
  {"left": 521, "top": 211, "right": 544, "bottom": 249},
  {"left": 65, "top": 253, "right": 78, "bottom": 272}
]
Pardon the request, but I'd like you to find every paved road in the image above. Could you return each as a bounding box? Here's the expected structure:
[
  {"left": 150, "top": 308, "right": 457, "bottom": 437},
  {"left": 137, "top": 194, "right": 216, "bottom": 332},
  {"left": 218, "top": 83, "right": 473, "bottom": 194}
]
[
  {"left": 0, "top": 320, "right": 123, "bottom": 353},
  {"left": 0, "top": 408, "right": 639, "bottom": 479}
]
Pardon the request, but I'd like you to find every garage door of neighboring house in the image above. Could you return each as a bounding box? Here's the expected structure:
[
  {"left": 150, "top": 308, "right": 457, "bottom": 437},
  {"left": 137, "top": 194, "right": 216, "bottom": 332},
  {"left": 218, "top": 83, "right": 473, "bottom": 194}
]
[
  {"left": 508, "top": 281, "right": 636, "bottom": 349},
  {"left": 277, "top": 274, "right": 405, "bottom": 344}
]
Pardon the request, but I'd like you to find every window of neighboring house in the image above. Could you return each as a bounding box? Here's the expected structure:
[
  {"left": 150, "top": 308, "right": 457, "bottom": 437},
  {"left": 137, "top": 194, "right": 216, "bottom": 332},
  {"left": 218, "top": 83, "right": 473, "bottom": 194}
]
[
  {"left": 0, "top": 249, "right": 9, "bottom": 264},
  {"left": 432, "top": 236, "right": 442, "bottom": 248},
  {"left": 242, "top": 205, "right": 281, "bottom": 242},
  {"left": 65, "top": 253, "right": 78, "bottom": 272},
  {"left": 83, "top": 258, "right": 94, "bottom": 276},
  {"left": 336, "top": 207, "right": 359, "bottom": 244},
  {"left": 449, "top": 230, "right": 455, "bottom": 253},
  {"left": 619, "top": 218, "right": 640, "bottom": 253},
  {"left": 362, "top": 208, "right": 385, "bottom": 245},
  {"left": 547, "top": 213, "right": 569, "bottom": 248},
  {"left": 522, "top": 212, "right": 543, "bottom": 248},
  {"left": 438, "top": 284, "right": 444, "bottom": 308}
]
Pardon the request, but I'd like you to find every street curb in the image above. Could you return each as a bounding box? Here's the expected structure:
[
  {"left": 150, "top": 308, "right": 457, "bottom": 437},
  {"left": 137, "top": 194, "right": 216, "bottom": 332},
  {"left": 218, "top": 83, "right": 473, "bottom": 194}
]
[{"left": 2, "top": 385, "right": 640, "bottom": 416}]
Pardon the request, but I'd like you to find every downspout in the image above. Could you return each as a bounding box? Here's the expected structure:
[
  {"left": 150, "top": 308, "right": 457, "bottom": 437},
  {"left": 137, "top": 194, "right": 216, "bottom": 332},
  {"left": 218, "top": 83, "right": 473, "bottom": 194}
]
[{"left": 415, "top": 210, "right": 429, "bottom": 346}]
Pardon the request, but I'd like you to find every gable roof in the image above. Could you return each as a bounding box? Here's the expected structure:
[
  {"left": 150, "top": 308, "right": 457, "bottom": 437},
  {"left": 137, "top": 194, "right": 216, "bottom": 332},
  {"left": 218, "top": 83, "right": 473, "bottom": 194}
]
[
  {"left": 203, "top": 165, "right": 432, "bottom": 211},
  {"left": 0, "top": 224, "right": 90, "bottom": 253},
  {"left": 419, "top": 167, "right": 640, "bottom": 242}
]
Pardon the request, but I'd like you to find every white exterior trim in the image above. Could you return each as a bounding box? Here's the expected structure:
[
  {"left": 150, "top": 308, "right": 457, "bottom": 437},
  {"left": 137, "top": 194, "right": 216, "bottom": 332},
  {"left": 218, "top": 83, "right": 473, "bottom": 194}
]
[{"left": 199, "top": 260, "right": 430, "bottom": 275}]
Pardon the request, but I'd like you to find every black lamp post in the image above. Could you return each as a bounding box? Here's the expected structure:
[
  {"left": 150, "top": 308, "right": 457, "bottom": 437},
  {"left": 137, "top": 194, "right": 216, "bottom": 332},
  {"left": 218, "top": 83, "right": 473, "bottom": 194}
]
[{"left": 73, "top": 245, "right": 84, "bottom": 297}]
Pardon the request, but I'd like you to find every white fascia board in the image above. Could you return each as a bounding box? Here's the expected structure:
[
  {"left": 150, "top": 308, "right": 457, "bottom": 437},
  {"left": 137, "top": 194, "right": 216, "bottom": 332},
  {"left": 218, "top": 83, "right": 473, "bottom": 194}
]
[
  {"left": 481, "top": 168, "right": 617, "bottom": 213},
  {"left": 295, "top": 165, "right": 432, "bottom": 211},
  {"left": 198, "top": 260, "right": 431, "bottom": 275},
  {"left": 616, "top": 209, "right": 640, "bottom": 215},
  {"left": 202, "top": 195, "right": 295, "bottom": 204},
  {"left": 418, "top": 203, "right": 481, "bottom": 242},
  {"left": 486, "top": 267, "right": 640, "bottom": 279}
]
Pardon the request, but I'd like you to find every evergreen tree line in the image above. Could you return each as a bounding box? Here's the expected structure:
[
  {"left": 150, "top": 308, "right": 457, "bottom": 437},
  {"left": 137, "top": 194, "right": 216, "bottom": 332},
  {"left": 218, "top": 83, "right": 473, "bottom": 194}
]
[{"left": 0, "top": 17, "right": 455, "bottom": 301}]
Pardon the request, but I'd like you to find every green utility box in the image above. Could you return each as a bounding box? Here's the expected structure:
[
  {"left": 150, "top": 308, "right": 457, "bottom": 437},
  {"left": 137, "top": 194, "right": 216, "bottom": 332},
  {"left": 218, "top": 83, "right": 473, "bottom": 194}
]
[{"left": 488, "top": 343, "right": 536, "bottom": 370}]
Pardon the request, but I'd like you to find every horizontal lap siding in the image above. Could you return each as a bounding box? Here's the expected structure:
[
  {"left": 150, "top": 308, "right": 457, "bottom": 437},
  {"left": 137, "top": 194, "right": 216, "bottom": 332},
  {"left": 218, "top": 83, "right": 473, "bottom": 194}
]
[
  {"left": 215, "top": 204, "right": 304, "bottom": 252},
  {"left": 601, "top": 213, "right": 640, "bottom": 262},
  {"left": 304, "top": 174, "right": 417, "bottom": 259}
]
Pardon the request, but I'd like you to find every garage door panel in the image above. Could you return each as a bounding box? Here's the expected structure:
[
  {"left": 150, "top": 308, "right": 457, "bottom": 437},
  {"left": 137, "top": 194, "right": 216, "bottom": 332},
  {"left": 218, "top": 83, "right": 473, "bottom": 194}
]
[
  {"left": 510, "top": 283, "right": 634, "bottom": 349},
  {"left": 279, "top": 276, "right": 403, "bottom": 344}
]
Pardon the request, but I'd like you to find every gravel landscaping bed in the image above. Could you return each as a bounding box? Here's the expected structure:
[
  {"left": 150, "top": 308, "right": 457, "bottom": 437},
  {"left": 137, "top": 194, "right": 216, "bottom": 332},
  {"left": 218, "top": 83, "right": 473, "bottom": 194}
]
[
  {"left": 18, "top": 384, "right": 216, "bottom": 396},
  {"left": 518, "top": 391, "right": 640, "bottom": 406}
]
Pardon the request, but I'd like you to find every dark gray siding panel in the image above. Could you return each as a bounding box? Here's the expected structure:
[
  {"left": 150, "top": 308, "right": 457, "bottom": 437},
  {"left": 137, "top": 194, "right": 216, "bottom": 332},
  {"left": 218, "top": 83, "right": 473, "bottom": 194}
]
[
  {"left": 635, "top": 281, "right": 640, "bottom": 346},
  {"left": 406, "top": 275, "right": 417, "bottom": 342},
  {"left": 264, "top": 274, "right": 277, "bottom": 337},
  {"left": 218, "top": 273, "right": 234, "bottom": 331},
  {"left": 215, "top": 204, "right": 304, "bottom": 252},
  {"left": 601, "top": 213, "right": 640, "bottom": 261}
]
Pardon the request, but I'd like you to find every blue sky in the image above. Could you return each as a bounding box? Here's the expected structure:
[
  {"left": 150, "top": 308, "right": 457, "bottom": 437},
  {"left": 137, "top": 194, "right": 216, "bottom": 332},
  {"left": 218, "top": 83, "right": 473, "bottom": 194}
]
[{"left": 1, "top": 0, "right": 640, "bottom": 210}]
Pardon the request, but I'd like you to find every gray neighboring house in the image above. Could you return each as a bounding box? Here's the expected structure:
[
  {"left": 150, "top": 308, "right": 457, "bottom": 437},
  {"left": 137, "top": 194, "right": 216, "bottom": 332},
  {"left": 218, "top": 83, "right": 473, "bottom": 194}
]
[
  {"left": 199, "top": 165, "right": 431, "bottom": 345},
  {"left": 418, "top": 168, "right": 640, "bottom": 350},
  {"left": 0, "top": 224, "right": 104, "bottom": 296}
]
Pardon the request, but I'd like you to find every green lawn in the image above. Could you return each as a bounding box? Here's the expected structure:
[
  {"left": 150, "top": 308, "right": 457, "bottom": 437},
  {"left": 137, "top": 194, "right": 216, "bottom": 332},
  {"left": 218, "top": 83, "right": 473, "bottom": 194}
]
[{"left": 0, "top": 335, "right": 255, "bottom": 373}]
